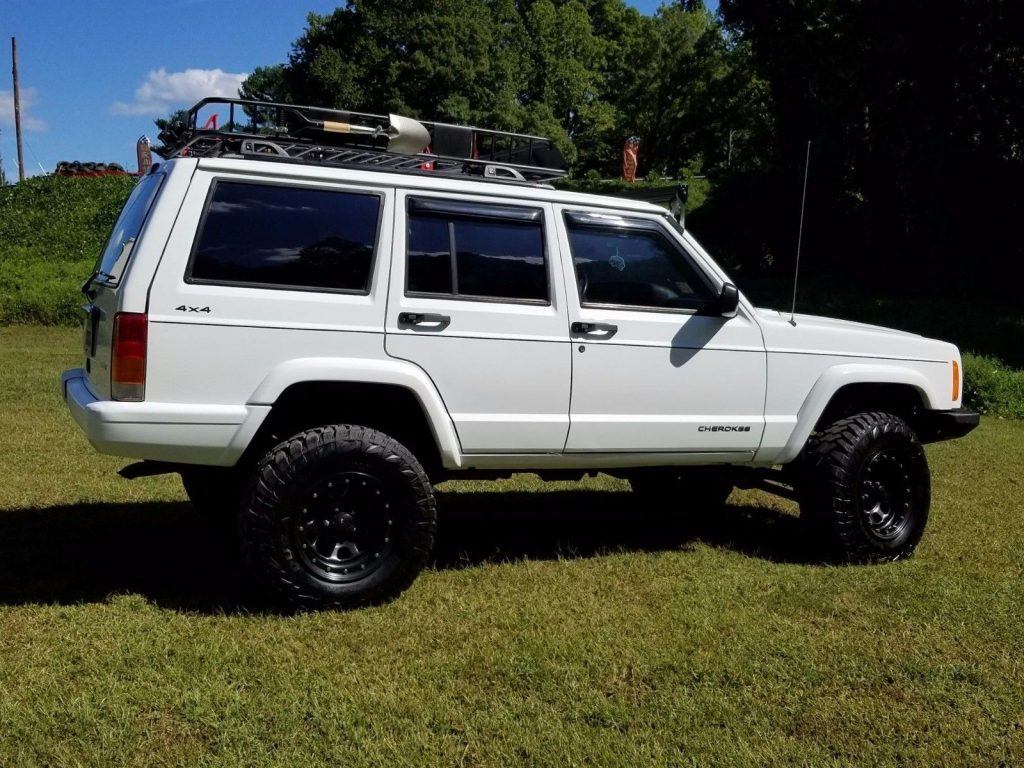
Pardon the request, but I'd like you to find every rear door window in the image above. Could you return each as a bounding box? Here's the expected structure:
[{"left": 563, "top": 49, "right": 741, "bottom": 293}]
[
  {"left": 188, "top": 181, "right": 381, "bottom": 293},
  {"left": 406, "top": 198, "right": 548, "bottom": 303}
]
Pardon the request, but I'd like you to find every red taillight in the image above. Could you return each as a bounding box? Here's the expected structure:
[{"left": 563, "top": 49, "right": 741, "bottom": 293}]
[{"left": 111, "top": 312, "right": 147, "bottom": 401}]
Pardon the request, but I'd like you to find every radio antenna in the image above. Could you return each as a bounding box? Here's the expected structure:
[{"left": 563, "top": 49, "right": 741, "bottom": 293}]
[{"left": 789, "top": 140, "right": 811, "bottom": 325}]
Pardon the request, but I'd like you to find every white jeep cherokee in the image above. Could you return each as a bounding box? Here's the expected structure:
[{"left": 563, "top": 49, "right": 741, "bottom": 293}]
[{"left": 62, "top": 99, "right": 978, "bottom": 609}]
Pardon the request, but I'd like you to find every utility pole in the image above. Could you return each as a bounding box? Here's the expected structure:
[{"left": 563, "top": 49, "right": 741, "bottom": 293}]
[{"left": 11, "top": 37, "right": 25, "bottom": 182}]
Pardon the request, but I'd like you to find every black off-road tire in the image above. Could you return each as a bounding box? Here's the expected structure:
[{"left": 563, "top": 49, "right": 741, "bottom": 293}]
[
  {"left": 629, "top": 467, "right": 734, "bottom": 513},
  {"left": 239, "top": 425, "right": 437, "bottom": 611},
  {"left": 799, "top": 411, "right": 930, "bottom": 563}
]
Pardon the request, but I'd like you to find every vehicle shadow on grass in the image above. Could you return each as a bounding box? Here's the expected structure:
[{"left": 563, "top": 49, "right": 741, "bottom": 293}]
[{"left": 0, "top": 492, "right": 818, "bottom": 614}]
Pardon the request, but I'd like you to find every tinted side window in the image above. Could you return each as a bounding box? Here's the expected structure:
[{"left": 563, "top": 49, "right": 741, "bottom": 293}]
[
  {"left": 189, "top": 182, "right": 380, "bottom": 292},
  {"left": 407, "top": 216, "right": 452, "bottom": 295},
  {"left": 95, "top": 173, "right": 164, "bottom": 282},
  {"left": 407, "top": 202, "right": 547, "bottom": 302},
  {"left": 566, "top": 221, "right": 713, "bottom": 311}
]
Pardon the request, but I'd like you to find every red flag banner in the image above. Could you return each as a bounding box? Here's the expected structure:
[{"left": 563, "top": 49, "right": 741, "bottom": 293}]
[{"left": 622, "top": 136, "right": 640, "bottom": 183}]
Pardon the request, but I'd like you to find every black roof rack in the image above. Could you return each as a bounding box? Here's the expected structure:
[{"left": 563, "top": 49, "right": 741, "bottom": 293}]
[{"left": 156, "top": 97, "right": 568, "bottom": 184}]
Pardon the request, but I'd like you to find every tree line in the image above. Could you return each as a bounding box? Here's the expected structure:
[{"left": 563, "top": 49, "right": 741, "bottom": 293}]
[{"left": 170, "top": 0, "right": 1024, "bottom": 298}]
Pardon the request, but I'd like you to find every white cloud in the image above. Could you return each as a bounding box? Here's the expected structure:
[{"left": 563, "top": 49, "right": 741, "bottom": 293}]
[
  {"left": 111, "top": 68, "right": 247, "bottom": 116},
  {"left": 0, "top": 88, "right": 47, "bottom": 131}
]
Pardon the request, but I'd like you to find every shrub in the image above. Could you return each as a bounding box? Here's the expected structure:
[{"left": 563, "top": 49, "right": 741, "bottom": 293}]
[
  {"left": 0, "top": 175, "right": 135, "bottom": 324},
  {"left": 0, "top": 174, "right": 136, "bottom": 259},
  {"left": 962, "top": 353, "right": 1024, "bottom": 420}
]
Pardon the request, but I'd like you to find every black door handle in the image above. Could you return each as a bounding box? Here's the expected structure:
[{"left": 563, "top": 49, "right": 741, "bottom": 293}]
[
  {"left": 398, "top": 311, "right": 451, "bottom": 328},
  {"left": 571, "top": 321, "right": 618, "bottom": 337}
]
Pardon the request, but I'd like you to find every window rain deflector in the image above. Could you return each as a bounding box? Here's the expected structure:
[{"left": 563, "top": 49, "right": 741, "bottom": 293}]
[{"left": 408, "top": 197, "right": 541, "bottom": 223}]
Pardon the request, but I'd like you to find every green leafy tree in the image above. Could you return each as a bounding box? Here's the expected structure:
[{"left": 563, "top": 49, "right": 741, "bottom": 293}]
[
  {"left": 152, "top": 109, "right": 189, "bottom": 156},
  {"left": 149, "top": 0, "right": 768, "bottom": 246},
  {"left": 239, "top": 64, "right": 291, "bottom": 104},
  {"left": 247, "top": 0, "right": 692, "bottom": 172},
  {"left": 719, "top": 0, "right": 1024, "bottom": 292}
]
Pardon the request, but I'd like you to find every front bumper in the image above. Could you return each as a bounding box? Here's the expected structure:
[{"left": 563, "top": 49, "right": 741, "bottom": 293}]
[
  {"left": 61, "top": 367, "right": 268, "bottom": 466},
  {"left": 919, "top": 407, "right": 980, "bottom": 443}
]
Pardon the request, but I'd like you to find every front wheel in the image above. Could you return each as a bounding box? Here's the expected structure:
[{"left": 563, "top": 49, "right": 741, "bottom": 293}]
[
  {"left": 799, "top": 411, "right": 930, "bottom": 562},
  {"left": 239, "top": 424, "right": 437, "bottom": 610}
]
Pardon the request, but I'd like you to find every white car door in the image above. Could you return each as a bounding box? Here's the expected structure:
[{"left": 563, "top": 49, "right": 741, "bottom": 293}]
[
  {"left": 556, "top": 207, "right": 767, "bottom": 457},
  {"left": 385, "top": 192, "right": 571, "bottom": 454}
]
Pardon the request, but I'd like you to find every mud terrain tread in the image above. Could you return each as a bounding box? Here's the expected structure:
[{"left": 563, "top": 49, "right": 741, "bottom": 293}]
[
  {"left": 239, "top": 424, "right": 436, "bottom": 610},
  {"left": 801, "top": 411, "right": 930, "bottom": 563}
]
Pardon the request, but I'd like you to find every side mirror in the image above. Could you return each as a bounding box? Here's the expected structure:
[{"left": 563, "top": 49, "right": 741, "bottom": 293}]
[{"left": 716, "top": 283, "right": 740, "bottom": 318}]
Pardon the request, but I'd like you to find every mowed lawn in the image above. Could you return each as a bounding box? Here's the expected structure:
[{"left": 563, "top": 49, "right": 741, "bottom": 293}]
[{"left": 0, "top": 326, "right": 1021, "bottom": 767}]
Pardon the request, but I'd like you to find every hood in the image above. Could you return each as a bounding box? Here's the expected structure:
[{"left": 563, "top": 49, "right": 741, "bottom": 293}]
[
  {"left": 754, "top": 307, "right": 957, "bottom": 363},
  {"left": 756, "top": 308, "right": 919, "bottom": 338}
]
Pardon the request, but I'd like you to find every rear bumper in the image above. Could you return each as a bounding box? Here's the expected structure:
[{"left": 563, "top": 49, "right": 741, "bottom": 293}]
[
  {"left": 61, "top": 368, "right": 269, "bottom": 466},
  {"left": 919, "top": 407, "right": 980, "bottom": 443}
]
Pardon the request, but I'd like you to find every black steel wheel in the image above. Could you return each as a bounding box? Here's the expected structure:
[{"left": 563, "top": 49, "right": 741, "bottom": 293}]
[
  {"left": 858, "top": 449, "right": 915, "bottom": 541},
  {"left": 290, "top": 471, "right": 397, "bottom": 583},
  {"left": 800, "top": 411, "right": 930, "bottom": 562},
  {"left": 240, "top": 424, "right": 437, "bottom": 610}
]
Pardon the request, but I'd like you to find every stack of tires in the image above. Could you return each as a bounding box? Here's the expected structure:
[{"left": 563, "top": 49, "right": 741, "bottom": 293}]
[{"left": 54, "top": 161, "right": 128, "bottom": 177}]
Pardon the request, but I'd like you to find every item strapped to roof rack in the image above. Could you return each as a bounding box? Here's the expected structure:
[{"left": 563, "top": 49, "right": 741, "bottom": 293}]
[{"left": 156, "top": 97, "right": 568, "bottom": 184}]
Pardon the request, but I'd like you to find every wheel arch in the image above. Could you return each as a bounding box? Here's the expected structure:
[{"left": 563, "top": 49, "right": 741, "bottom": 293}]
[
  {"left": 237, "top": 357, "right": 463, "bottom": 473},
  {"left": 773, "top": 363, "right": 941, "bottom": 464}
]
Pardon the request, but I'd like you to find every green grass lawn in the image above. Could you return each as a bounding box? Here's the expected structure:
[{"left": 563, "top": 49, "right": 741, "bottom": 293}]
[{"left": 1, "top": 326, "right": 1022, "bottom": 767}]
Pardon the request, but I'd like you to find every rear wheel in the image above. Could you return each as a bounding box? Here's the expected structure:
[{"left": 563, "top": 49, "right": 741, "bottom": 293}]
[
  {"left": 799, "top": 411, "right": 930, "bottom": 562},
  {"left": 239, "top": 424, "right": 436, "bottom": 610}
]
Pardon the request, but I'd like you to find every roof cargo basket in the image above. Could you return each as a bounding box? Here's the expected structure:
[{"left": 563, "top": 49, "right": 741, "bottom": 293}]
[{"left": 156, "top": 97, "right": 568, "bottom": 184}]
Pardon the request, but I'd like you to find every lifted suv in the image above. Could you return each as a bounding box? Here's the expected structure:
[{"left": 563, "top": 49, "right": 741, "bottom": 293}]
[{"left": 63, "top": 99, "right": 978, "bottom": 609}]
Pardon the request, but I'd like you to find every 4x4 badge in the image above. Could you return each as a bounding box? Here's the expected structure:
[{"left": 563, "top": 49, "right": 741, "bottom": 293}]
[{"left": 175, "top": 305, "right": 212, "bottom": 313}]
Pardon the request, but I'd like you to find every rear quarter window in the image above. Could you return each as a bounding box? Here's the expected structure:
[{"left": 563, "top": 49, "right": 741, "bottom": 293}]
[
  {"left": 188, "top": 181, "right": 382, "bottom": 293},
  {"left": 95, "top": 172, "right": 164, "bottom": 282}
]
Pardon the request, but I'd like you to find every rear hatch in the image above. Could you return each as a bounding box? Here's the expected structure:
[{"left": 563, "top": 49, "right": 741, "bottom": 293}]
[{"left": 81, "top": 171, "right": 165, "bottom": 398}]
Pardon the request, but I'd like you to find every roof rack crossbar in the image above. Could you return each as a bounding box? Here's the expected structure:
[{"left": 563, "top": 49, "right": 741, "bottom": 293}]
[{"left": 160, "top": 97, "right": 567, "bottom": 185}]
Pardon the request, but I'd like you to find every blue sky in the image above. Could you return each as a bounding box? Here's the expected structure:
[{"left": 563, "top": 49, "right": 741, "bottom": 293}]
[{"left": 0, "top": 0, "right": 712, "bottom": 179}]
